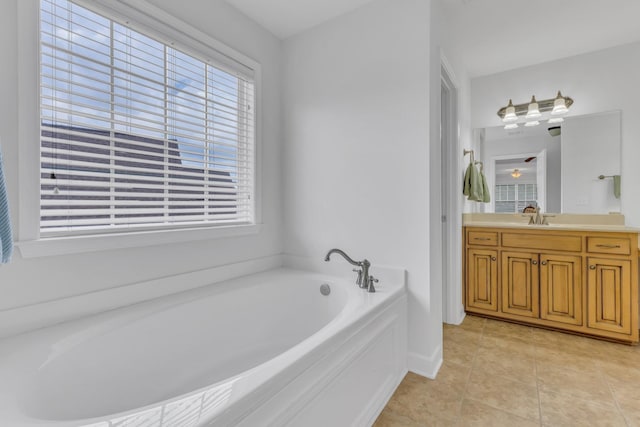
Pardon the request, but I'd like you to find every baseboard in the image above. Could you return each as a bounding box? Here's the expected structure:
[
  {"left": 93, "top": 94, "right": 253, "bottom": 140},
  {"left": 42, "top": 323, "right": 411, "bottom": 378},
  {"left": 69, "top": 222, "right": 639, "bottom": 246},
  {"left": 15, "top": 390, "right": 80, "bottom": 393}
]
[
  {"left": 0, "top": 254, "right": 283, "bottom": 339},
  {"left": 445, "top": 311, "right": 466, "bottom": 326},
  {"left": 408, "top": 344, "right": 443, "bottom": 379}
]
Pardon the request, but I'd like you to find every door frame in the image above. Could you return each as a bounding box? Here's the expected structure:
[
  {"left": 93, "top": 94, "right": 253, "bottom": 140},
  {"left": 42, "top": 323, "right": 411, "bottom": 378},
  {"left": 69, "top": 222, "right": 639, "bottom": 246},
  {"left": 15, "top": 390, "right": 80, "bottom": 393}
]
[{"left": 441, "top": 57, "right": 464, "bottom": 325}]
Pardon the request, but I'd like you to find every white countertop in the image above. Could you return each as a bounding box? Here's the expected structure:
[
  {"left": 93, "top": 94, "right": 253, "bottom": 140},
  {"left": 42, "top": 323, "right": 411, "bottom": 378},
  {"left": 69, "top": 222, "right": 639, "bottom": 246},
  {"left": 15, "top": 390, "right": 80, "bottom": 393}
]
[
  {"left": 463, "top": 221, "right": 640, "bottom": 233},
  {"left": 462, "top": 213, "right": 640, "bottom": 233}
]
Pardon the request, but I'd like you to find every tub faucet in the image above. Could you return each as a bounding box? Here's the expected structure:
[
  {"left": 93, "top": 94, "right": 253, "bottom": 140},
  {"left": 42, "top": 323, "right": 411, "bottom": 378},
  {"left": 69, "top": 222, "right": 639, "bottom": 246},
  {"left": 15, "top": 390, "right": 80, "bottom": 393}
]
[{"left": 324, "top": 248, "right": 377, "bottom": 293}]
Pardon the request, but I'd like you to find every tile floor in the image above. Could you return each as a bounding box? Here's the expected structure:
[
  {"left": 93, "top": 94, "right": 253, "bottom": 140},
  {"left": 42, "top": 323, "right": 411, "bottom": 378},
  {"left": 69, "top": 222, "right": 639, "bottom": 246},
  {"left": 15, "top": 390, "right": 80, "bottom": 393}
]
[{"left": 374, "top": 315, "right": 640, "bottom": 426}]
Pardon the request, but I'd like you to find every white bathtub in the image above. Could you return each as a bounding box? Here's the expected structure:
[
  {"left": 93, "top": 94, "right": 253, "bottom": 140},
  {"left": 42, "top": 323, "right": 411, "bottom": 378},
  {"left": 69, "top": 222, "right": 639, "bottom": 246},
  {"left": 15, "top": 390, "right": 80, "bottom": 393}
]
[{"left": 0, "top": 268, "right": 407, "bottom": 426}]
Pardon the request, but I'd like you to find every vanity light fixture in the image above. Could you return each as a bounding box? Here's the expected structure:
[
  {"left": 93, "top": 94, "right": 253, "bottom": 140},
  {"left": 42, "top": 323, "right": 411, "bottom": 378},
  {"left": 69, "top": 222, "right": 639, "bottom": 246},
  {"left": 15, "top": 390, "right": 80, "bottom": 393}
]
[
  {"left": 497, "top": 92, "right": 573, "bottom": 129},
  {"left": 511, "top": 169, "right": 522, "bottom": 178}
]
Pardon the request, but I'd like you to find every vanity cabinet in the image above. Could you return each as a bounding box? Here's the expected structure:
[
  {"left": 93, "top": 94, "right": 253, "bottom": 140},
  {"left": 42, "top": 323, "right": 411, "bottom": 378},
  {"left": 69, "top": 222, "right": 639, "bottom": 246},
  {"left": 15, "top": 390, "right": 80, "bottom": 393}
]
[
  {"left": 539, "top": 254, "right": 583, "bottom": 326},
  {"left": 464, "top": 226, "right": 639, "bottom": 343},
  {"left": 587, "top": 257, "right": 632, "bottom": 335},
  {"left": 501, "top": 251, "right": 539, "bottom": 318},
  {"left": 466, "top": 248, "right": 498, "bottom": 312}
]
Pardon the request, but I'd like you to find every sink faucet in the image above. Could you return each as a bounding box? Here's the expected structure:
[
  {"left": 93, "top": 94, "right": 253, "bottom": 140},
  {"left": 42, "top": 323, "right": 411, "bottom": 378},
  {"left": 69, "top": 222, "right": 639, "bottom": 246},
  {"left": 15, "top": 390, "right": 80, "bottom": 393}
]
[
  {"left": 527, "top": 206, "right": 553, "bottom": 225},
  {"left": 324, "top": 248, "right": 378, "bottom": 293}
]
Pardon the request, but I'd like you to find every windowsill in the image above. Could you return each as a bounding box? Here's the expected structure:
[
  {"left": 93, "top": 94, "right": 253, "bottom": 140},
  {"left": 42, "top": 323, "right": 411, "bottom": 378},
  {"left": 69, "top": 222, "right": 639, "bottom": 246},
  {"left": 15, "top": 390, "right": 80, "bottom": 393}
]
[{"left": 17, "top": 223, "right": 262, "bottom": 258}]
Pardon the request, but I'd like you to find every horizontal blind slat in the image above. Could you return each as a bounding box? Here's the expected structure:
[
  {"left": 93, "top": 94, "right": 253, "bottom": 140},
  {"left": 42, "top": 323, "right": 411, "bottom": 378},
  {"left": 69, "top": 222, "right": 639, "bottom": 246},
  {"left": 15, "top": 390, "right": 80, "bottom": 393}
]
[{"left": 40, "top": 0, "right": 255, "bottom": 233}]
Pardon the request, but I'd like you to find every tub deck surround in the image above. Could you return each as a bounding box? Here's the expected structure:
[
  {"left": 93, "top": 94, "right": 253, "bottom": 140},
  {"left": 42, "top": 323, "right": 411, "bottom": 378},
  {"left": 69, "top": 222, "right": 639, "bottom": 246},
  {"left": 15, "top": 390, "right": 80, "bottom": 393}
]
[
  {"left": 0, "top": 255, "right": 283, "bottom": 340},
  {"left": 0, "top": 268, "right": 407, "bottom": 427}
]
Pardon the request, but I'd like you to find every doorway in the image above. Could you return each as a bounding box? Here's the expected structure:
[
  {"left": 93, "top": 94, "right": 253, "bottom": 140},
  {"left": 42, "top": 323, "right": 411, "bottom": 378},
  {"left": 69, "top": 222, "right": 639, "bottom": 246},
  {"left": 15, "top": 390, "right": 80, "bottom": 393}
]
[{"left": 441, "top": 63, "right": 463, "bottom": 324}]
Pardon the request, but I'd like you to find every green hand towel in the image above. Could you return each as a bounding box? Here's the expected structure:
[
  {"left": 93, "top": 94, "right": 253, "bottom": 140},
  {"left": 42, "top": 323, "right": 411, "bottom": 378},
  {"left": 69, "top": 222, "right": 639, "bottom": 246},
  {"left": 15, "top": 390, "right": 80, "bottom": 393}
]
[
  {"left": 613, "top": 175, "right": 621, "bottom": 199},
  {"left": 463, "top": 163, "right": 483, "bottom": 202},
  {"left": 480, "top": 171, "right": 490, "bottom": 203},
  {"left": 463, "top": 163, "right": 472, "bottom": 196}
]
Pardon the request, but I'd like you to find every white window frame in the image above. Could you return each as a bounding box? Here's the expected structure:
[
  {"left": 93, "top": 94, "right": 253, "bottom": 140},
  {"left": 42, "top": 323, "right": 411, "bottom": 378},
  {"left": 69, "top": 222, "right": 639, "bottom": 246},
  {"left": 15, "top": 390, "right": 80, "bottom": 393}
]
[{"left": 17, "top": 0, "right": 262, "bottom": 258}]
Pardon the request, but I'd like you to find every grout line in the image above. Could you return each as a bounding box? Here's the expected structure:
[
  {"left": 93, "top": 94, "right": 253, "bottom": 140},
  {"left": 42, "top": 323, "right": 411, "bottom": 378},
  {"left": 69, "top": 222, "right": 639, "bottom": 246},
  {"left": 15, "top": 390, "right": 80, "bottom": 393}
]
[
  {"left": 601, "top": 366, "right": 630, "bottom": 427},
  {"left": 533, "top": 339, "right": 544, "bottom": 426},
  {"left": 453, "top": 317, "right": 485, "bottom": 426}
]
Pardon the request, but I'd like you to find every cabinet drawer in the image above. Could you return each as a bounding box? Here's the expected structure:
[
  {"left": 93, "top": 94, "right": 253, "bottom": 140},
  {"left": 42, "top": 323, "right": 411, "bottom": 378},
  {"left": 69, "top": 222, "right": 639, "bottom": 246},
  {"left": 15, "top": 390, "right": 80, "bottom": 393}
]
[
  {"left": 502, "top": 232, "right": 582, "bottom": 252},
  {"left": 587, "top": 237, "right": 631, "bottom": 255},
  {"left": 468, "top": 231, "right": 498, "bottom": 246}
]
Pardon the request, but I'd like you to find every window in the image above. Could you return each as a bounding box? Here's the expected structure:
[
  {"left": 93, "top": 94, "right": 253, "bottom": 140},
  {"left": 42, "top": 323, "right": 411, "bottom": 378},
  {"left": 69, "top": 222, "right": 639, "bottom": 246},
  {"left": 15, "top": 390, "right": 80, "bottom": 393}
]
[
  {"left": 495, "top": 184, "right": 537, "bottom": 213},
  {"left": 39, "top": 0, "right": 255, "bottom": 236}
]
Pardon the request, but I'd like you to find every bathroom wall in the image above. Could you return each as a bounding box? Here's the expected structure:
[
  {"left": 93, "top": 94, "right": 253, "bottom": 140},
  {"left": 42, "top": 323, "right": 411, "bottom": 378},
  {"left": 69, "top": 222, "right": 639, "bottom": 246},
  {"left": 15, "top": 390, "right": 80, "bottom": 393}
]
[
  {"left": 282, "top": 0, "right": 444, "bottom": 376},
  {"left": 470, "top": 41, "right": 640, "bottom": 225},
  {"left": 562, "top": 111, "right": 621, "bottom": 214},
  {"left": 0, "top": 1, "right": 282, "bottom": 314}
]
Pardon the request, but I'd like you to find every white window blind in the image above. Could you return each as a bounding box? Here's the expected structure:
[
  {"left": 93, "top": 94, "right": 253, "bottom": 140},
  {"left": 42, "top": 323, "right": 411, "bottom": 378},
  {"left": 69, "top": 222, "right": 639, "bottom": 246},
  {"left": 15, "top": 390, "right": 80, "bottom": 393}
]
[
  {"left": 39, "top": 0, "right": 255, "bottom": 235},
  {"left": 495, "top": 184, "right": 537, "bottom": 213}
]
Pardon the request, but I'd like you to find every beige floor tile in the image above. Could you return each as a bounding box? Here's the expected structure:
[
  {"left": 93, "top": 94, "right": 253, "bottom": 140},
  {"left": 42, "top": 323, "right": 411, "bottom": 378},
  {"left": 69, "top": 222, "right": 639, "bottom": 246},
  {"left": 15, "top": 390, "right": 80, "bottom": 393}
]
[
  {"left": 608, "top": 378, "right": 640, "bottom": 426},
  {"left": 443, "top": 339, "right": 477, "bottom": 366},
  {"left": 465, "top": 370, "right": 539, "bottom": 421},
  {"left": 444, "top": 326, "right": 483, "bottom": 345},
  {"left": 457, "top": 315, "right": 486, "bottom": 331},
  {"left": 472, "top": 346, "right": 537, "bottom": 386},
  {"left": 539, "top": 389, "right": 626, "bottom": 427},
  {"left": 385, "top": 392, "right": 462, "bottom": 425},
  {"left": 618, "top": 401, "right": 640, "bottom": 427},
  {"left": 599, "top": 353, "right": 640, "bottom": 384},
  {"left": 535, "top": 343, "right": 601, "bottom": 373},
  {"left": 379, "top": 318, "right": 640, "bottom": 427},
  {"left": 457, "top": 399, "right": 539, "bottom": 427},
  {"left": 480, "top": 333, "right": 536, "bottom": 357},
  {"left": 373, "top": 407, "right": 425, "bottom": 427},
  {"left": 435, "top": 361, "right": 472, "bottom": 391},
  {"left": 483, "top": 318, "right": 533, "bottom": 337},
  {"left": 536, "top": 361, "right": 614, "bottom": 403},
  {"left": 385, "top": 372, "right": 464, "bottom": 424}
]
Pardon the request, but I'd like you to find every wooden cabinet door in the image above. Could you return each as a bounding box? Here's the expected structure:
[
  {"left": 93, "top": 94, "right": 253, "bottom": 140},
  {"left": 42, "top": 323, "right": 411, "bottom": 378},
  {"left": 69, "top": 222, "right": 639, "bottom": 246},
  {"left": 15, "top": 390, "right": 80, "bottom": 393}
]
[
  {"left": 539, "top": 254, "right": 583, "bottom": 325},
  {"left": 467, "top": 248, "right": 498, "bottom": 312},
  {"left": 587, "top": 257, "right": 632, "bottom": 335},
  {"left": 501, "top": 251, "right": 539, "bottom": 318}
]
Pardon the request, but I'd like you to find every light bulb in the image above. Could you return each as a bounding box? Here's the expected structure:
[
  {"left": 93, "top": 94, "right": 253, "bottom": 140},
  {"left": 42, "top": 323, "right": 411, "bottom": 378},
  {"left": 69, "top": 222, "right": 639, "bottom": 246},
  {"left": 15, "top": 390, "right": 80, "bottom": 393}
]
[
  {"left": 551, "top": 90, "right": 568, "bottom": 115},
  {"left": 525, "top": 120, "right": 540, "bottom": 127},
  {"left": 525, "top": 95, "right": 541, "bottom": 119},
  {"left": 504, "top": 123, "right": 519, "bottom": 130},
  {"left": 502, "top": 99, "right": 518, "bottom": 123}
]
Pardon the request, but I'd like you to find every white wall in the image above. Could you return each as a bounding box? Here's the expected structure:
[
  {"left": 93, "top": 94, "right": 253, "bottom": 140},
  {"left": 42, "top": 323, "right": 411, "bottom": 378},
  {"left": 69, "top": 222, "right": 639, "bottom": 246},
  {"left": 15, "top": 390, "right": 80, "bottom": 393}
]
[
  {"left": 471, "top": 42, "right": 640, "bottom": 225},
  {"left": 282, "top": 0, "right": 443, "bottom": 376},
  {"left": 0, "top": 1, "right": 282, "bottom": 312},
  {"left": 562, "top": 111, "right": 621, "bottom": 214}
]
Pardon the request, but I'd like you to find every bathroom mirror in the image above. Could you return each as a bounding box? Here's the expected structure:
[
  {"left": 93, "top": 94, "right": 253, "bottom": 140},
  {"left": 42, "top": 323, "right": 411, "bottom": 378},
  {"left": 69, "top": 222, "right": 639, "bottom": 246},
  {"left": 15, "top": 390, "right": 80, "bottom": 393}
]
[{"left": 475, "top": 110, "right": 621, "bottom": 214}]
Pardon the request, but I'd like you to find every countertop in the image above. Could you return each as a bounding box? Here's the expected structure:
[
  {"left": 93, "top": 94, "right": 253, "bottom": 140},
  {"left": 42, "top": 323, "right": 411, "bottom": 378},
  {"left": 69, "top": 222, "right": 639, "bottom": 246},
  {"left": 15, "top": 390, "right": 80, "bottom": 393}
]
[{"left": 463, "top": 221, "right": 640, "bottom": 233}]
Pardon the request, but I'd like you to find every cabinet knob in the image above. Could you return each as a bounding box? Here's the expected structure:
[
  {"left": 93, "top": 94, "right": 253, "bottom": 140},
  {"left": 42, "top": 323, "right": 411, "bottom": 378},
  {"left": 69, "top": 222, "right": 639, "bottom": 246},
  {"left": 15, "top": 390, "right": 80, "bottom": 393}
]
[
  {"left": 491, "top": 256, "right": 496, "bottom": 261},
  {"left": 590, "top": 265, "right": 596, "bottom": 270},
  {"left": 532, "top": 260, "right": 538, "bottom": 265},
  {"left": 541, "top": 261, "right": 547, "bottom": 265}
]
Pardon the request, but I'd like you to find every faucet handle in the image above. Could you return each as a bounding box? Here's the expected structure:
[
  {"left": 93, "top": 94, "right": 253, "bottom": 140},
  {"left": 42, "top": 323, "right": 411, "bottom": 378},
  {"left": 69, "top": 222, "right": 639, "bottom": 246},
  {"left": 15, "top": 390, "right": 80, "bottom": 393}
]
[
  {"left": 352, "top": 268, "right": 363, "bottom": 286},
  {"left": 367, "top": 275, "right": 379, "bottom": 293},
  {"left": 542, "top": 214, "right": 555, "bottom": 225}
]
